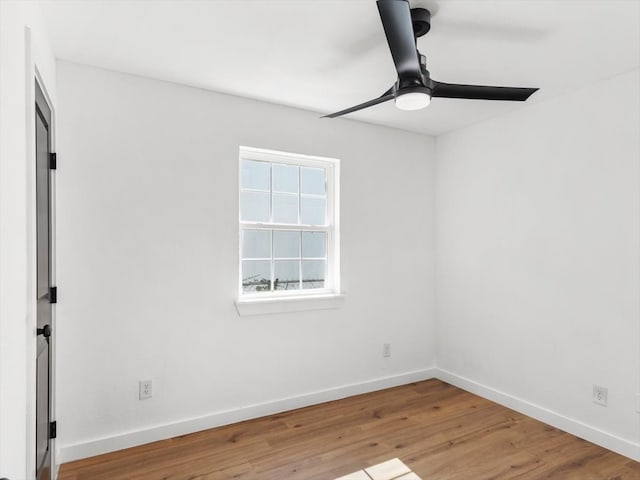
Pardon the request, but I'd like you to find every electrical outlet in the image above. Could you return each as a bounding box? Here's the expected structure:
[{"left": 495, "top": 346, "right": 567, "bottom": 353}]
[
  {"left": 383, "top": 343, "right": 391, "bottom": 358},
  {"left": 592, "top": 385, "right": 607, "bottom": 406},
  {"left": 139, "top": 379, "right": 152, "bottom": 400},
  {"left": 636, "top": 394, "right": 640, "bottom": 413}
]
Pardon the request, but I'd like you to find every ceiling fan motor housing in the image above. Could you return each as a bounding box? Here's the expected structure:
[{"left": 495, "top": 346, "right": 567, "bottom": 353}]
[{"left": 396, "top": 53, "right": 432, "bottom": 94}]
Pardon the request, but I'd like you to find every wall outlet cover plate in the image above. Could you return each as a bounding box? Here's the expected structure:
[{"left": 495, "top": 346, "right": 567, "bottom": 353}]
[{"left": 592, "top": 385, "right": 607, "bottom": 407}]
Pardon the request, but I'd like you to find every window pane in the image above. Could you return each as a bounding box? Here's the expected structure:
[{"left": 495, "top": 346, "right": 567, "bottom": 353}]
[
  {"left": 273, "top": 164, "right": 298, "bottom": 193},
  {"left": 242, "top": 260, "right": 271, "bottom": 293},
  {"left": 241, "top": 191, "right": 270, "bottom": 222},
  {"left": 302, "top": 260, "right": 325, "bottom": 289},
  {"left": 241, "top": 160, "right": 270, "bottom": 191},
  {"left": 242, "top": 230, "right": 271, "bottom": 259},
  {"left": 273, "top": 193, "right": 298, "bottom": 224},
  {"left": 274, "top": 260, "right": 300, "bottom": 290},
  {"left": 301, "top": 167, "right": 325, "bottom": 195},
  {"left": 302, "top": 232, "right": 326, "bottom": 258},
  {"left": 274, "top": 231, "right": 300, "bottom": 259},
  {"left": 300, "top": 196, "right": 325, "bottom": 225}
]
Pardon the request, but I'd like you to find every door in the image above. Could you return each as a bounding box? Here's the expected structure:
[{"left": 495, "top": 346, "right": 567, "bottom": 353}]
[{"left": 35, "top": 82, "right": 54, "bottom": 480}]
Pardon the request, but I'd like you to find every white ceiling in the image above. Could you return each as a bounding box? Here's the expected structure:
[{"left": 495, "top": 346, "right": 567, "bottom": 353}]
[{"left": 39, "top": 0, "right": 640, "bottom": 136}]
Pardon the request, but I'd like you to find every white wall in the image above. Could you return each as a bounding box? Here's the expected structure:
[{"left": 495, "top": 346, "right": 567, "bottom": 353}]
[
  {"left": 436, "top": 69, "right": 640, "bottom": 457},
  {"left": 0, "top": 1, "right": 57, "bottom": 478},
  {"left": 55, "top": 62, "right": 436, "bottom": 461}
]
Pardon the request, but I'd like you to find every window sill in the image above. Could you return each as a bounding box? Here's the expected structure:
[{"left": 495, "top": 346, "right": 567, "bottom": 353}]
[{"left": 235, "top": 293, "right": 345, "bottom": 316}]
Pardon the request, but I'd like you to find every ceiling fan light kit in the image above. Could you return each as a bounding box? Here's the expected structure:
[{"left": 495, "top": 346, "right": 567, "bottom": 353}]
[
  {"left": 395, "top": 90, "right": 431, "bottom": 110},
  {"left": 325, "top": 0, "right": 538, "bottom": 118}
]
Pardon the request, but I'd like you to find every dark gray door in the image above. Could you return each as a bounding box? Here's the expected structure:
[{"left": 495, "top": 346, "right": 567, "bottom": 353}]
[{"left": 35, "top": 82, "right": 53, "bottom": 480}]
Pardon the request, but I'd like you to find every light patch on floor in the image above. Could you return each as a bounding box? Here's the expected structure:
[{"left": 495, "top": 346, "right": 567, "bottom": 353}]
[{"left": 335, "top": 458, "right": 422, "bottom": 480}]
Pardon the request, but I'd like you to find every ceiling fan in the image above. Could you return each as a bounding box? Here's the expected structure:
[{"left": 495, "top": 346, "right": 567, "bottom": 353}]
[{"left": 324, "top": 0, "right": 538, "bottom": 118}]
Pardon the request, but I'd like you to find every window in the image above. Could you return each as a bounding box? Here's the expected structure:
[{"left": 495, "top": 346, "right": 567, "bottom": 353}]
[{"left": 239, "top": 147, "right": 340, "bottom": 300}]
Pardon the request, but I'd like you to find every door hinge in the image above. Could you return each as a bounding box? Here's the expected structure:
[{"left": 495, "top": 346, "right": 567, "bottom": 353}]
[
  {"left": 49, "top": 286, "right": 57, "bottom": 304},
  {"left": 49, "top": 152, "right": 57, "bottom": 170},
  {"left": 49, "top": 421, "right": 57, "bottom": 439}
]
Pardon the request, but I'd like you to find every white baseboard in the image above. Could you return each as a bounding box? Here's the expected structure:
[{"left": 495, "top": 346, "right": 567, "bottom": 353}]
[
  {"left": 59, "top": 366, "right": 640, "bottom": 464},
  {"left": 435, "top": 367, "right": 640, "bottom": 462},
  {"left": 58, "top": 367, "right": 436, "bottom": 464}
]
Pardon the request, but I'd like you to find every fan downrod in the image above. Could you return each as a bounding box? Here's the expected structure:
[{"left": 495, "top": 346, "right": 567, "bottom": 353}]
[{"left": 411, "top": 8, "right": 431, "bottom": 38}]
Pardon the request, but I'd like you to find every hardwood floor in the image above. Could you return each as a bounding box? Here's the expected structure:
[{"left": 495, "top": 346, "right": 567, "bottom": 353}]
[{"left": 58, "top": 379, "right": 640, "bottom": 480}]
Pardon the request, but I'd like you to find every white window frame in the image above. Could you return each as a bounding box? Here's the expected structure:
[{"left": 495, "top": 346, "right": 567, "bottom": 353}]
[{"left": 237, "top": 146, "right": 341, "bottom": 312}]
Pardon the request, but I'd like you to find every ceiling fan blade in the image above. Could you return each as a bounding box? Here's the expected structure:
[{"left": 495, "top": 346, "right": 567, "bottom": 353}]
[
  {"left": 323, "top": 89, "right": 395, "bottom": 118},
  {"left": 377, "top": 0, "right": 422, "bottom": 81},
  {"left": 431, "top": 81, "right": 538, "bottom": 101}
]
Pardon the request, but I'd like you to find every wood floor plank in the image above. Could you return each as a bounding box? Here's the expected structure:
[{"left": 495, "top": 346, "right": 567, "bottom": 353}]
[{"left": 58, "top": 380, "right": 639, "bottom": 480}]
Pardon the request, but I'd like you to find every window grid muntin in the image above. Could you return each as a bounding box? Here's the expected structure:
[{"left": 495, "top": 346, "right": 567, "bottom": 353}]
[
  {"left": 241, "top": 228, "right": 328, "bottom": 293},
  {"left": 239, "top": 147, "right": 338, "bottom": 299},
  {"left": 241, "top": 159, "right": 328, "bottom": 227}
]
